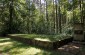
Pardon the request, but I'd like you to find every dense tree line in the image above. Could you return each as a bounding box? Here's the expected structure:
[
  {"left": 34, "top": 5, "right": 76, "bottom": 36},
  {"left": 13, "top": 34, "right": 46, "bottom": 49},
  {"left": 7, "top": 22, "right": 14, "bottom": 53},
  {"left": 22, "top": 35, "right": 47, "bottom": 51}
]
[{"left": 0, "top": 0, "right": 85, "bottom": 35}]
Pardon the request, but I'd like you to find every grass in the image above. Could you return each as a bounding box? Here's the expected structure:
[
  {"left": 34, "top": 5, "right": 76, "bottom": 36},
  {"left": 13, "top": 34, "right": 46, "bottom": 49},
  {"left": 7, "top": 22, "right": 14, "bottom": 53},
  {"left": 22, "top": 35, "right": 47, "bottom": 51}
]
[
  {"left": 0, "top": 37, "right": 74, "bottom": 55},
  {"left": 9, "top": 34, "right": 72, "bottom": 42}
]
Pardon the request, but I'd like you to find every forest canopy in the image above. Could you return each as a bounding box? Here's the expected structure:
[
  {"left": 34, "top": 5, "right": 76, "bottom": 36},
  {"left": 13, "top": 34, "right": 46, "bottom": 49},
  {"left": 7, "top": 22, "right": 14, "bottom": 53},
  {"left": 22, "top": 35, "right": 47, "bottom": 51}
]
[{"left": 0, "top": 0, "right": 85, "bottom": 35}]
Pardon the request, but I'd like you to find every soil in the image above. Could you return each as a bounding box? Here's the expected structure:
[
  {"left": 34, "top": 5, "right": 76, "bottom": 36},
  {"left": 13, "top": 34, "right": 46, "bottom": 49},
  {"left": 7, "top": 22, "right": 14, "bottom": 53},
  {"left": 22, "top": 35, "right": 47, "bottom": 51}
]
[{"left": 58, "top": 42, "right": 85, "bottom": 55}]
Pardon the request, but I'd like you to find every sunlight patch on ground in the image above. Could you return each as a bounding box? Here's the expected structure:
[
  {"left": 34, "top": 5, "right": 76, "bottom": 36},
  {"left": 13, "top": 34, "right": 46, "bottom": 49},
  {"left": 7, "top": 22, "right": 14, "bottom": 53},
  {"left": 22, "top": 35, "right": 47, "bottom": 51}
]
[
  {"left": 73, "top": 46, "right": 79, "bottom": 49},
  {"left": 9, "top": 47, "right": 43, "bottom": 55},
  {"left": 8, "top": 34, "right": 28, "bottom": 36},
  {"left": 20, "top": 48, "right": 41, "bottom": 55},
  {"left": 58, "top": 48, "right": 65, "bottom": 50},
  {"left": 34, "top": 38, "right": 51, "bottom": 42},
  {"left": 0, "top": 38, "right": 10, "bottom": 41},
  {"left": 0, "top": 42, "right": 13, "bottom": 46},
  {"left": 0, "top": 37, "right": 84, "bottom": 55},
  {"left": 9, "top": 48, "right": 26, "bottom": 55}
]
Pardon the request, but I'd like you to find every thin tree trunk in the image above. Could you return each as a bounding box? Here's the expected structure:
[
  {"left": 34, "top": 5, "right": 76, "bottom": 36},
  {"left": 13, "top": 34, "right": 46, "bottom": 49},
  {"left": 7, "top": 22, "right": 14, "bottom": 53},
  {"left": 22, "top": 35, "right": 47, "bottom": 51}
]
[
  {"left": 58, "top": 0, "right": 62, "bottom": 33},
  {"left": 40, "top": 0, "right": 41, "bottom": 13},
  {"left": 55, "top": 0, "right": 58, "bottom": 34},
  {"left": 45, "top": 0, "right": 49, "bottom": 34},
  {"left": 72, "top": 0, "right": 75, "bottom": 24},
  {"left": 53, "top": 0, "right": 56, "bottom": 34},
  {"left": 81, "top": 0, "right": 84, "bottom": 23}
]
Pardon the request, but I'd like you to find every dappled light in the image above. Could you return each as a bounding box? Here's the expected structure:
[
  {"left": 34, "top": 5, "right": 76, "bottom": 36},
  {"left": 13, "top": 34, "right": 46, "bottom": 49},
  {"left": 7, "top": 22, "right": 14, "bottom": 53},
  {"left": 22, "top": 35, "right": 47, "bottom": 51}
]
[
  {"left": 0, "top": 42, "right": 12, "bottom": 46},
  {"left": 8, "top": 34, "right": 72, "bottom": 42},
  {"left": 0, "top": 37, "right": 75, "bottom": 55},
  {"left": 0, "top": 0, "right": 85, "bottom": 55},
  {"left": 57, "top": 43, "right": 85, "bottom": 55},
  {"left": 0, "top": 37, "right": 85, "bottom": 55},
  {"left": 72, "top": 46, "right": 79, "bottom": 49},
  {"left": 34, "top": 38, "right": 50, "bottom": 42}
]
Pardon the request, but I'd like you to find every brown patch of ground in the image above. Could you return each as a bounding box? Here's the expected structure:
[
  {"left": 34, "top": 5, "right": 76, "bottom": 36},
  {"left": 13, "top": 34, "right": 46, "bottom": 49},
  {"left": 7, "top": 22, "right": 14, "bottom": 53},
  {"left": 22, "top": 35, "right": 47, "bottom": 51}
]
[{"left": 58, "top": 42, "right": 85, "bottom": 55}]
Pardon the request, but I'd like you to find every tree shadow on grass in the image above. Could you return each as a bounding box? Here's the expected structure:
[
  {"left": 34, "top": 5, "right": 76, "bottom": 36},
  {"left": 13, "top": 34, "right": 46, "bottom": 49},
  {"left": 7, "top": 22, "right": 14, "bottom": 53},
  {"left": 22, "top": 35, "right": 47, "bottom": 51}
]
[
  {"left": 34, "top": 49, "right": 74, "bottom": 55},
  {"left": 3, "top": 41, "right": 31, "bottom": 51},
  {"left": 0, "top": 37, "right": 75, "bottom": 55},
  {"left": 0, "top": 39, "right": 13, "bottom": 43},
  {"left": 0, "top": 37, "right": 32, "bottom": 54},
  {"left": 0, "top": 37, "right": 56, "bottom": 55}
]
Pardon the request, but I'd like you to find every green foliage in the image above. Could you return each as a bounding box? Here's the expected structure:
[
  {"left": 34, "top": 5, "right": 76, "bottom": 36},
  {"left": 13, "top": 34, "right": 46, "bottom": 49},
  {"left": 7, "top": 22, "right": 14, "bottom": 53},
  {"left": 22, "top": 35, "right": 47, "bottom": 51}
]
[
  {"left": 9, "top": 34, "right": 72, "bottom": 41},
  {"left": 0, "top": 0, "right": 85, "bottom": 35}
]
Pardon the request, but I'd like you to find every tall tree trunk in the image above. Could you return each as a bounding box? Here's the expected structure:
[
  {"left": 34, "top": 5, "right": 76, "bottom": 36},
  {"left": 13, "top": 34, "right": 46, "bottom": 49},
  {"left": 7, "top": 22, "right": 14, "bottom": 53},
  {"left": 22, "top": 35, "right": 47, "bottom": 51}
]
[
  {"left": 40, "top": 0, "right": 41, "bottom": 13},
  {"left": 82, "top": 0, "right": 84, "bottom": 23},
  {"left": 79, "top": 0, "right": 83, "bottom": 23},
  {"left": 55, "top": 0, "right": 58, "bottom": 34},
  {"left": 9, "top": 0, "right": 13, "bottom": 34},
  {"left": 45, "top": 0, "right": 49, "bottom": 34},
  {"left": 81, "top": 0, "right": 84, "bottom": 23},
  {"left": 0, "top": 2, "right": 4, "bottom": 21},
  {"left": 26, "top": 0, "right": 31, "bottom": 34},
  {"left": 44, "top": 0, "right": 47, "bottom": 34},
  {"left": 53, "top": 0, "right": 56, "bottom": 34},
  {"left": 39, "top": 0, "right": 42, "bottom": 33},
  {"left": 58, "top": 0, "right": 62, "bottom": 33},
  {"left": 72, "top": 0, "right": 75, "bottom": 24}
]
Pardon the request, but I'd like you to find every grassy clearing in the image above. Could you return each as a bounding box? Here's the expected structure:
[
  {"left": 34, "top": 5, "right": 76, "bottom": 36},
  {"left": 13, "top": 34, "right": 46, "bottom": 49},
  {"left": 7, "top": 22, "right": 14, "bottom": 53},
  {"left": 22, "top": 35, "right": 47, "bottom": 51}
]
[
  {"left": 9, "top": 34, "right": 72, "bottom": 42},
  {"left": 0, "top": 37, "right": 74, "bottom": 55}
]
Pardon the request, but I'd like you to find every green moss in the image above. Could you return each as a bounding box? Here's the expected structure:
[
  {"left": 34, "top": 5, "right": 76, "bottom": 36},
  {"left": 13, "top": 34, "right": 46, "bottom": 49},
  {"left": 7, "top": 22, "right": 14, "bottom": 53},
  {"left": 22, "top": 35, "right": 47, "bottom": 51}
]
[{"left": 9, "top": 34, "right": 72, "bottom": 42}]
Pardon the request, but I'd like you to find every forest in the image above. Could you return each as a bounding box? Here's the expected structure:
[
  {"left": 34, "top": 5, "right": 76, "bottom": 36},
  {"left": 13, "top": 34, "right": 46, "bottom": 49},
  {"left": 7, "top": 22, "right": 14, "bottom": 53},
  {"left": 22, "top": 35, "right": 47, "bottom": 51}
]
[
  {"left": 0, "top": 0, "right": 85, "bottom": 55},
  {"left": 0, "top": 0, "right": 84, "bottom": 35}
]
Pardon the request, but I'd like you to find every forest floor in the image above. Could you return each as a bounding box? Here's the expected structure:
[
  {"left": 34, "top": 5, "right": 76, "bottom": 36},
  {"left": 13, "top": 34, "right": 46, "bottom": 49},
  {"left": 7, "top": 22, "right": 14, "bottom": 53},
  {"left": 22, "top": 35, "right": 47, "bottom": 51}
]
[
  {"left": 0, "top": 37, "right": 85, "bottom": 55},
  {"left": 58, "top": 42, "right": 85, "bottom": 55}
]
